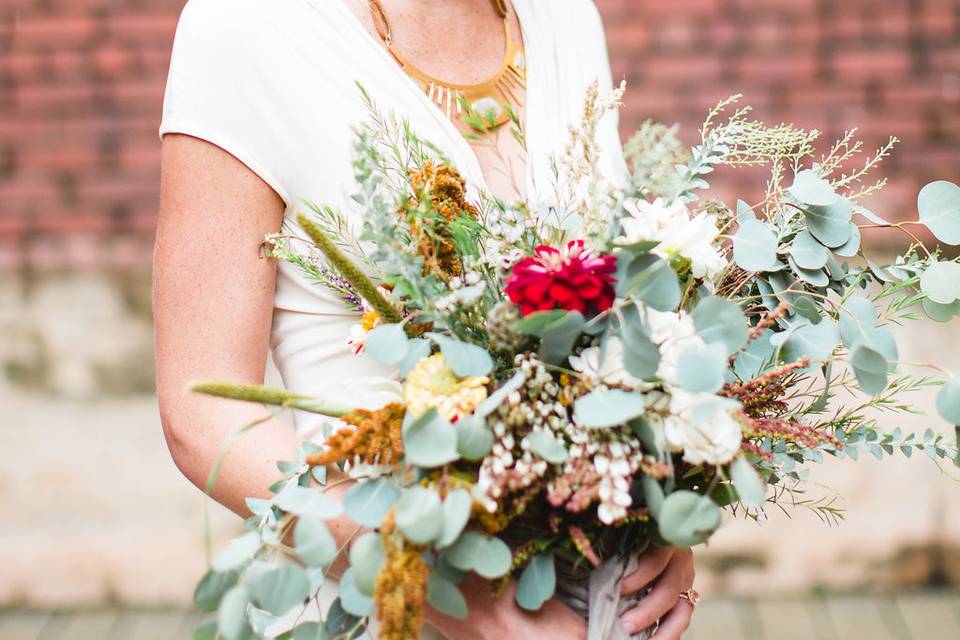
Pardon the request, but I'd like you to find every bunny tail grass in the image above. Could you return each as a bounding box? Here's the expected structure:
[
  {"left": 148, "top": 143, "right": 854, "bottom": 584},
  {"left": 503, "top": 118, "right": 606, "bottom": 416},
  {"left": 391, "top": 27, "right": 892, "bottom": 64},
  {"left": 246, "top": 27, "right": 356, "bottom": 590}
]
[
  {"left": 296, "top": 212, "right": 405, "bottom": 325},
  {"left": 188, "top": 381, "right": 353, "bottom": 417}
]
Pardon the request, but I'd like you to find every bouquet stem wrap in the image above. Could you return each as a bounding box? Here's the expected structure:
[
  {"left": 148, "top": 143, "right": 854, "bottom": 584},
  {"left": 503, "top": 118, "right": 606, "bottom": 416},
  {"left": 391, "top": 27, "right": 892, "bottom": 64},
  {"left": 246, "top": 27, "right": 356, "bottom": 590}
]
[{"left": 556, "top": 557, "right": 654, "bottom": 640}]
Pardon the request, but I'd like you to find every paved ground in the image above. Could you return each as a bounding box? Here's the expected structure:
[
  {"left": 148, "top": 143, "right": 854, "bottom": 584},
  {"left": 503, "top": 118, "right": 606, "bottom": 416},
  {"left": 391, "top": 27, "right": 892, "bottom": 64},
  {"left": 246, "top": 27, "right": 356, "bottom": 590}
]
[{"left": 2, "top": 593, "right": 958, "bottom": 639}]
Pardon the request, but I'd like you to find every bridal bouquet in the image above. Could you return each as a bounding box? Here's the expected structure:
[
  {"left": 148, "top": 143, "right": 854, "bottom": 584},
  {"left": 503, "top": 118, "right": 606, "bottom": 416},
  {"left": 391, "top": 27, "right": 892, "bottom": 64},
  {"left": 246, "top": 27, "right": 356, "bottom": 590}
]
[{"left": 191, "top": 84, "right": 960, "bottom": 640}]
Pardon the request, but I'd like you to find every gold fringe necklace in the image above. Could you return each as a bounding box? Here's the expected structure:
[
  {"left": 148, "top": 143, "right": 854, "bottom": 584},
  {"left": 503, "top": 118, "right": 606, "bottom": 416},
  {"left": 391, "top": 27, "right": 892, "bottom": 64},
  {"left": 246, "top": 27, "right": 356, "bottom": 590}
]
[{"left": 367, "top": 0, "right": 526, "bottom": 131}]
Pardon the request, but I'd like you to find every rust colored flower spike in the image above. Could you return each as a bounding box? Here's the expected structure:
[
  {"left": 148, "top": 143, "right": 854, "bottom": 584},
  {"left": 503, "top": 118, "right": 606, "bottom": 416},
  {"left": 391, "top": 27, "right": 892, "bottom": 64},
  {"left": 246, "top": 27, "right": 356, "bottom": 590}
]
[
  {"left": 375, "top": 509, "right": 429, "bottom": 640},
  {"left": 305, "top": 402, "right": 406, "bottom": 467},
  {"left": 721, "top": 358, "right": 811, "bottom": 418},
  {"left": 403, "top": 161, "right": 480, "bottom": 281}
]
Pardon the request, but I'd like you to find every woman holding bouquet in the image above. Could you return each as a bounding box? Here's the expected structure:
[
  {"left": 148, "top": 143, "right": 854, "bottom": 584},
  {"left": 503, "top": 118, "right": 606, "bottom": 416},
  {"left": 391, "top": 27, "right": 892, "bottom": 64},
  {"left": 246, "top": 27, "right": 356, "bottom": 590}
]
[{"left": 155, "top": 0, "right": 696, "bottom": 637}]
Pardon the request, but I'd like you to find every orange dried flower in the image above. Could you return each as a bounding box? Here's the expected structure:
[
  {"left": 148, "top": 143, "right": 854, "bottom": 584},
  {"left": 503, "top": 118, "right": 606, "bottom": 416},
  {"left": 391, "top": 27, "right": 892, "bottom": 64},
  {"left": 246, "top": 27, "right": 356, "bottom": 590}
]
[
  {"left": 404, "top": 161, "right": 479, "bottom": 281},
  {"left": 305, "top": 402, "right": 405, "bottom": 467},
  {"left": 374, "top": 510, "right": 430, "bottom": 640}
]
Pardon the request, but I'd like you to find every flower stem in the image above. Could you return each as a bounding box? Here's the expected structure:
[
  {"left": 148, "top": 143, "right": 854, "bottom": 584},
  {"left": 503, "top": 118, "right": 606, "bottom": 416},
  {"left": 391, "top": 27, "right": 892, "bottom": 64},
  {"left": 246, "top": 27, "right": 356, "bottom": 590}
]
[
  {"left": 296, "top": 211, "right": 406, "bottom": 325},
  {"left": 189, "top": 380, "right": 352, "bottom": 417}
]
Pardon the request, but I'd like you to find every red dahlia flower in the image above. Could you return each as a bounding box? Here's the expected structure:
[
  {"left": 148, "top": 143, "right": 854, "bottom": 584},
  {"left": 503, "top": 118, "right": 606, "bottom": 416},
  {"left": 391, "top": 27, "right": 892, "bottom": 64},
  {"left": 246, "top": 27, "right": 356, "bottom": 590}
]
[{"left": 505, "top": 240, "right": 618, "bottom": 316}]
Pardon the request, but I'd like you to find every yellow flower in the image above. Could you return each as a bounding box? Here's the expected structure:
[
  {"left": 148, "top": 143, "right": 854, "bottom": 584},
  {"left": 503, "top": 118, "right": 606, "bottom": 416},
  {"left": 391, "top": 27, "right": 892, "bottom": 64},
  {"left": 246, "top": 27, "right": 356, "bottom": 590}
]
[{"left": 404, "top": 353, "right": 489, "bottom": 422}]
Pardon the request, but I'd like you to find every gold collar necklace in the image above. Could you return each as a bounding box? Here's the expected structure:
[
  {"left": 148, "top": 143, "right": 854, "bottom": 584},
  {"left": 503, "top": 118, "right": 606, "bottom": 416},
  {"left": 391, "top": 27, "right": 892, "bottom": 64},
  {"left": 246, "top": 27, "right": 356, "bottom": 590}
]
[{"left": 367, "top": 0, "right": 526, "bottom": 131}]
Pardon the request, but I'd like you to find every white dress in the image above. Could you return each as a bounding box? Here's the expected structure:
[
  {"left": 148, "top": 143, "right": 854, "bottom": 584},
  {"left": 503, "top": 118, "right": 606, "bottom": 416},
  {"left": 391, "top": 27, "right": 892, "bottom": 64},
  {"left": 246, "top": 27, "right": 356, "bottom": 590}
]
[{"left": 159, "top": 0, "right": 627, "bottom": 636}]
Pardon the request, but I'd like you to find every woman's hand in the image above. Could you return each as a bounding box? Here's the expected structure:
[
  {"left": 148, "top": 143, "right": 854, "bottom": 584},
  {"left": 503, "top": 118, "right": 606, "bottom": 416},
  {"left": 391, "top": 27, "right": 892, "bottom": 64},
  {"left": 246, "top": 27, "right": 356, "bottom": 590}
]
[
  {"left": 427, "top": 575, "right": 587, "bottom": 640},
  {"left": 619, "top": 546, "right": 696, "bottom": 638}
]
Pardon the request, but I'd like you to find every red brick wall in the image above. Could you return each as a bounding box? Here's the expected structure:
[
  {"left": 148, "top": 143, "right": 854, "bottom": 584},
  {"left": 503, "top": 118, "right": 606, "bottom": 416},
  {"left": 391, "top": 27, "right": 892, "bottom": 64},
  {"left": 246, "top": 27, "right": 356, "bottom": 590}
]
[{"left": 1, "top": 0, "right": 958, "bottom": 271}]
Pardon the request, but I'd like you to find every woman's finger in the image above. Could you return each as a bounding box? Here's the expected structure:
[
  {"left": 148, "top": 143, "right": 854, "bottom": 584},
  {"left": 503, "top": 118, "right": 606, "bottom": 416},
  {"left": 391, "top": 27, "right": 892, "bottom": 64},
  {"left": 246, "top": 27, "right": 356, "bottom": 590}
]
[
  {"left": 619, "top": 551, "right": 694, "bottom": 633},
  {"left": 650, "top": 600, "right": 694, "bottom": 640},
  {"left": 620, "top": 545, "right": 675, "bottom": 596}
]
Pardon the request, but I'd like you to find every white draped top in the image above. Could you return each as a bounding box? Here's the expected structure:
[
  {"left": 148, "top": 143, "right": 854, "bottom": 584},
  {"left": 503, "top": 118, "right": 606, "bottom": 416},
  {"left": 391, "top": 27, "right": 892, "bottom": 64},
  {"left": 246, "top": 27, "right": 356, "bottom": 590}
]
[{"left": 159, "top": 0, "right": 626, "bottom": 437}]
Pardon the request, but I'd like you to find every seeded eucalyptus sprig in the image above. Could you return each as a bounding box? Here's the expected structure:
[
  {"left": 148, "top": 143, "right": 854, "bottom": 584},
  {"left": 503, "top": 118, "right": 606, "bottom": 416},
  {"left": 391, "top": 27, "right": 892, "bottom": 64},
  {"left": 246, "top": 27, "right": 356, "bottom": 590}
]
[{"left": 296, "top": 211, "right": 405, "bottom": 326}]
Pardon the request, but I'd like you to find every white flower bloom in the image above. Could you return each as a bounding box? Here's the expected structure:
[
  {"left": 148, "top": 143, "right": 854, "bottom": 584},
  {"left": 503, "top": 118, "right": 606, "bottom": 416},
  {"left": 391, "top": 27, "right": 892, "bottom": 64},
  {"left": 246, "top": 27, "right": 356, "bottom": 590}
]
[
  {"left": 663, "top": 390, "right": 743, "bottom": 465},
  {"left": 569, "top": 337, "right": 644, "bottom": 388},
  {"left": 644, "top": 309, "right": 704, "bottom": 383},
  {"left": 619, "top": 198, "right": 727, "bottom": 280}
]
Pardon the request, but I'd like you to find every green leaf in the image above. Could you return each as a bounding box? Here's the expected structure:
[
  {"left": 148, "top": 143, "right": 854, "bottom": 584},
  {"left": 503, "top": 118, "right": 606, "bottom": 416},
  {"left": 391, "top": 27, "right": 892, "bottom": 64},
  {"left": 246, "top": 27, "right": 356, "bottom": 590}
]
[
  {"left": 425, "top": 333, "right": 494, "bottom": 377},
  {"left": 850, "top": 343, "right": 889, "bottom": 395},
  {"left": 398, "top": 338, "right": 433, "bottom": 376},
  {"left": 403, "top": 409, "right": 460, "bottom": 468},
  {"left": 838, "top": 297, "right": 878, "bottom": 349},
  {"left": 476, "top": 371, "right": 527, "bottom": 418},
  {"left": 455, "top": 416, "right": 495, "bottom": 461},
  {"left": 349, "top": 532, "right": 385, "bottom": 597},
  {"left": 642, "top": 476, "right": 665, "bottom": 520},
  {"left": 834, "top": 223, "right": 862, "bottom": 257},
  {"left": 790, "top": 169, "right": 838, "bottom": 206},
  {"left": 194, "top": 621, "right": 218, "bottom": 640},
  {"left": 515, "top": 553, "right": 556, "bottom": 611},
  {"left": 574, "top": 389, "right": 648, "bottom": 428},
  {"left": 625, "top": 255, "right": 681, "bottom": 311},
  {"left": 733, "top": 330, "right": 776, "bottom": 380},
  {"left": 343, "top": 478, "right": 400, "bottom": 528},
  {"left": 474, "top": 536, "right": 513, "bottom": 579},
  {"left": 730, "top": 457, "right": 766, "bottom": 508},
  {"left": 692, "top": 297, "right": 749, "bottom": 354},
  {"left": 212, "top": 532, "right": 261, "bottom": 572},
  {"left": 517, "top": 310, "right": 586, "bottom": 364},
  {"left": 395, "top": 486, "right": 443, "bottom": 545},
  {"left": 291, "top": 623, "right": 329, "bottom": 640},
  {"left": 364, "top": 324, "right": 409, "bottom": 365},
  {"left": 444, "top": 532, "right": 512, "bottom": 578},
  {"left": 273, "top": 485, "right": 343, "bottom": 520},
  {"left": 194, "top": 568, "right": 239, "bottom": 612},
  {"left": 526, "top": 430, "right": 568, "bottom": 464},
  {"left": 294, "top": 517, "right": 338, "bottom": 567},
  {"left": 250, "top": 564, "right": 310, "bottom": 616},
  {"left": 788, "top": 230, "right": 830, "bottom": 270},
  {"left": 918, "top": 180, "right": 960, "bottom": 245},
  {"left": 515, "top": 310, "right": 569, "bottom": 334},
  {"left": 657, "top": 491, "right": 722, "bottom": 548},
  {"left": 936, "top": 375, "right": 960, "bottom": 424},
  {"left": 804, "top": 199, "right": 853, "bottom": 248},
  {"left": 733, "top": 219, "right": 779, "bottom": 272},
  {"left": 785, "top": 319, "right": 839, "bottom": 363},
  {"left": 922, "top": 298, "right": 960, "bottom": 323},
  {"left": 920, "top": 261, "right": 960, "bottom": 304},
  {"left": 437, "top": 488, "right": 473, "bottom": 549},
  {"left": 427, "top": 573, "right": 468, "bottom": 619},
  {"left": 788, "top": 257, "right": 829, "bottom": 287},
  {"left": 675, "top": 343, "right": 727, "bottom": 393},
  {"left": 338, "top": 569, "right": 373, "bottom": 617},
  {"left": 620, "top": 323, "right": 661, "bottom": 379},
  {"left": 218, "top": 585, "right": 251, "bottom": 640}
]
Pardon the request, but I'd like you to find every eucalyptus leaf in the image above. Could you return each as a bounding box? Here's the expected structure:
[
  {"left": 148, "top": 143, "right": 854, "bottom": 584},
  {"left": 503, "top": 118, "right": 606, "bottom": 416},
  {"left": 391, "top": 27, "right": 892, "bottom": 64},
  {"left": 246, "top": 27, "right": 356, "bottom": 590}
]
[
  {"left": 790, "top": 169, "right": 838, "bottom": 206},
  {"left": 212, "top": 532, "right": 261, "bottom": 572},
  {"left": 517, "top": 310, "right": 586, "bottom": 364},
  {"left": 455, "top": 416, "right": 495, "bottom": 461},
  {"left": 195, "top": 568, "right": 239, "bottom": 612},
  {"left": 294, "top": 517, "right": 338, "bottom": 567},
  {"left": 403, "top": 409, "right": 460, "bottom": 468},
  {"left": 526, "top": 430, "right": 569, "bottom": 464},
  {"left": 398, "top": 338, "right": 433, "bottom": 376},
  {"left": 642, "top": 476, "right": 665, "bottom": 520},
  {"left": 730, "top": 457, "right": 766, "bottom": 508},
  {"left": 675, "top": 343, "right": 727, "bottom": 393},
  {"left": 437, "top": 489, "right": 473, "bottom": 549},
  {"left": 922, "top": 298, "right": 960, "bottom": 323},
  {"left": 349, "top": 532, "right": 385, "bottom": 597},
  {"left": 920, "top": 261, "right": 960, "bottom": 304},
  {"left": 838, "top": 297, "right": 878, "bottom": 349},
  {"left": 834, "top": 223, "right": 862, "bottom": 257},
  {"left": 733, "top": 329, "right": 776, "bottom": 380},
  {"left": 515, "top": 553, "right": 556, "bottom": 611},
  {"left": 936, "top": 375, "right": 960, "bottom": 424},
  {"left": 426, "top": 333, "right": 494, "bottom": 377},
  {"left": 396, "top": 486, "right": 443, "bottom": 545},
  {"left": 291, "top": 623, "right": 329, "bottom": 640},
  {"left": 787, "top": 256, "right": 830, "bottom": 287},
  {"left": 427, "top": 573, "right": 468, "bottom": 619},
  {"left": 625, "top": 255, "right": 681, "bottom": 311},
  {"left": 918, "top": 180, "right": 960, "bottom": 245},
  {"left": 474, "top": 536, "right": 513, "bottom": 579},
  {"left": 218, "top": 585, "right": 251, "bottom": 640},
  {"left": 785, "top": 319, "right": 839, "bottom": 363},
  {"left": 343, "top": 478, "right": 400, "bottom": 528},
  {"left": 251, "top": 564, "right": 310, "bottom": 616},
  {"left": 364, "top": 324, "right": 409, "bottom": 366},
  {"left": 804, "top": 199, "right": 853, "bottom": 248},
  {"left": 574, "top": 389, "right": 648, "bottom": 428},
  {"left": 692, "top": 297, "right": 749, "bottom": 354},
  {"left": 850, "top": 343, "right": 889, "bottom": 395},
  {"left": 789, "top": 230, "right": 830, "bottom": 270},
  {"left": 273, "top": 485, "right": 343, "bottom": 520},
  {"left": 657, "top": 491, "right": 722, "bottom": 548},
  {"left": 338, "top": 569, "right": 373, "bottom": 617},
  {"left": 733, "top": 219, "right": 778, "bottom": 272}
]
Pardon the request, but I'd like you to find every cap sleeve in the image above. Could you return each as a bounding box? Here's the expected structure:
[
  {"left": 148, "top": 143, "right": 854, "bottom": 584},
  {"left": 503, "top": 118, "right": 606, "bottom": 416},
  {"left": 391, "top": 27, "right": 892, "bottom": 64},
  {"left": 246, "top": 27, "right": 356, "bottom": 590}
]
[{"left": 158, "top": 0, "right": 291, "bottom": 205}]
